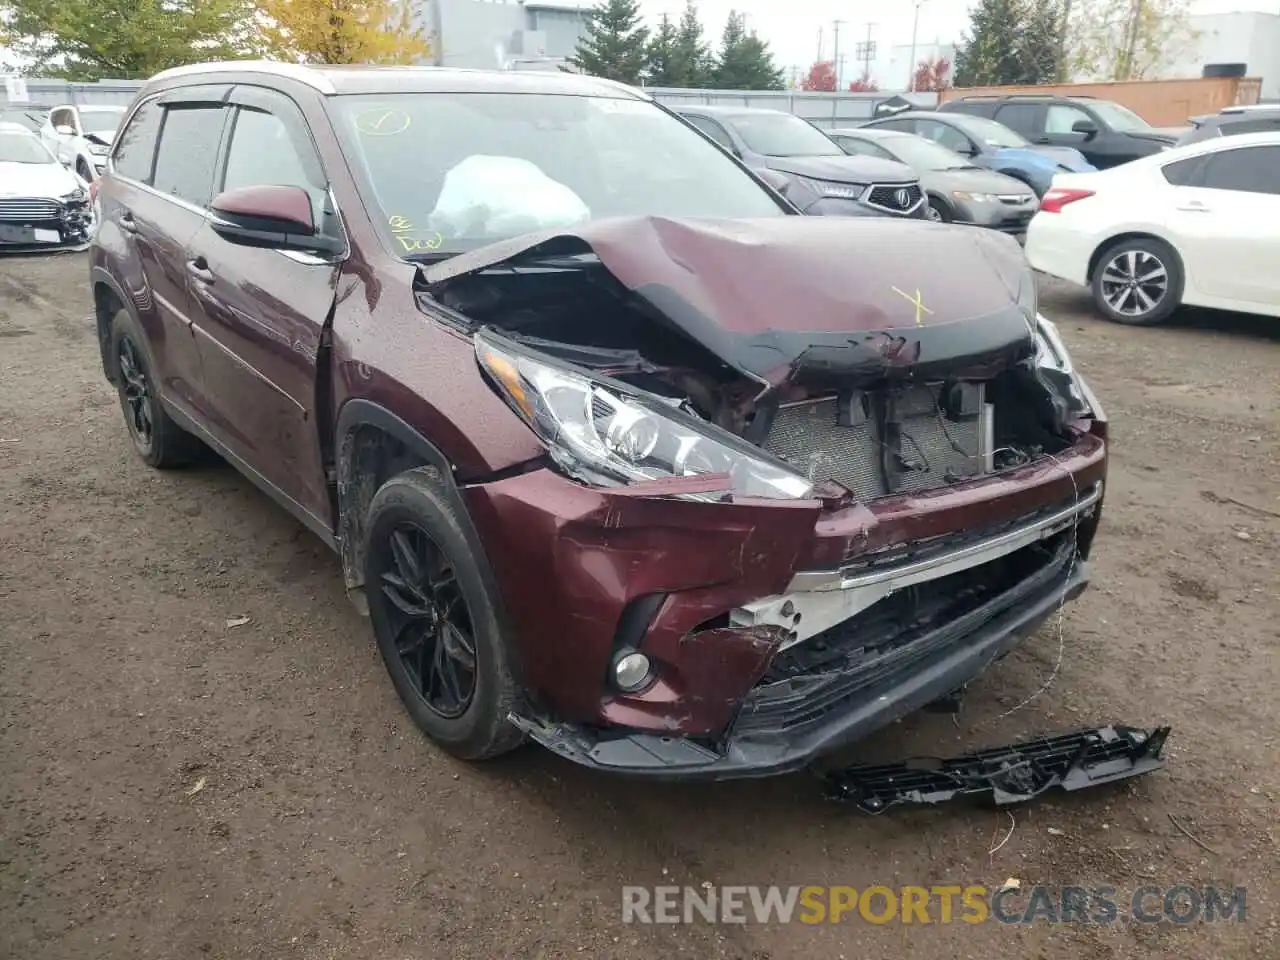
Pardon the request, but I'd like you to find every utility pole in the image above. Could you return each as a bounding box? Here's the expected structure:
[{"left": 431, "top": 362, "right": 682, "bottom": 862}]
[
  {"left": 838, "top": 54, "right": 848, "bottom": 91},
  {"left": 817, "top": 25, "right": 824, "bottom": 64},
  {"left": 1057, "top": 0, "right": 1073, "bottom": 81},
  {"left": 908, "top": 0, "right": 929, "bottom": 92},
  {"left": 832, "top": 20, "right": 845, "bottom": 89},
  {"left": 858, "top": 23, "right": 877, "bottom": 83}
]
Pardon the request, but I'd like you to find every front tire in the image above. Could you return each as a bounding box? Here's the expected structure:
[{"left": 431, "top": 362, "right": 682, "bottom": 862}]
[
  {"left": 109, "top": 310, "right": 202, "bottom": 468},
  {"left": 364, "top": 467, "right": 523, "bottom": 761},
  {"left": 1091, "top": 237, "right": 1183, "bottom": 326},
  {"left": 926, "top": 198, "right": 950, "bottom": 222}
]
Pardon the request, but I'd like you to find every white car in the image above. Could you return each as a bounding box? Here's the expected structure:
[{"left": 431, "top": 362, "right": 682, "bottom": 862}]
[
  {"left": 1025, "top": 130, "right": 1280, "bottom": 325},
  {"left": 0, "top": 125, "right": 93, "bottom": 250},
  {"left": 40, "top": 103, "right": 127, "bottom": 182}
]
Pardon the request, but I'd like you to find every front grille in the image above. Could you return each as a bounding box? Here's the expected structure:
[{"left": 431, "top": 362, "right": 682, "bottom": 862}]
[
  {"left": 865, "top": 183, "right": 923, "bottom": 214},
  {"left": 0, "top": 198, "right": 62, "bottom": 222},
  {"left": 731, "top": 534, "right": 1075, "bottom": 739},
  {"left": 763, "top": 384, "right": 986, "bottom": 501}
]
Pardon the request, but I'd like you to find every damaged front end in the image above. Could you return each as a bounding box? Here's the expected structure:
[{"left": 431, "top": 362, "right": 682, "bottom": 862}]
[{"left": 425, "top": 216, "right": 1109, "bottom": 779}]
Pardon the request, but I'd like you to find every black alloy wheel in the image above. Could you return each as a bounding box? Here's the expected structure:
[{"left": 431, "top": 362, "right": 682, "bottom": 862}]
[
  {"left": 377, "top": 523, "right": 477, "bottom": 719},
  {"left": 117, "top": 334, "right": 155, "bottom": 454}
]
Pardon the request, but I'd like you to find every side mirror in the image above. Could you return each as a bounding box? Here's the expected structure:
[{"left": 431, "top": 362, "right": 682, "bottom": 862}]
[
  {"left": 209, "top": 185, "right": 341, "bottom": 255},
  {"left": 954, "top": 141, "right": 977, "bottom": 157},
  {"left": 54, "top": 124, "right": 75, "bottom": 136},
  {"left": 1071, "top": 119, "right": 1099, "bottom": 140},
  {"left": 756, "top": 168, "right": 792, "bottom": 195}
]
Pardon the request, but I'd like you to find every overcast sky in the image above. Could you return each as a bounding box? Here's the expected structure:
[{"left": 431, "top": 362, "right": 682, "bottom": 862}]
[{"left": 636, "top": 0, "right": 1280, "bottom": 79}]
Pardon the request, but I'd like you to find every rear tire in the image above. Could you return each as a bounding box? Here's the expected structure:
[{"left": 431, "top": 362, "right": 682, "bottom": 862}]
[
  {"left": 363, "top": 467, "right": 524, "bottom": 761},
  {"left": 1090, "top": 237, "right": 1183, "bottom": 326},
  {"left": 109, "top": 310, "right": 202, "bottom": 468}
]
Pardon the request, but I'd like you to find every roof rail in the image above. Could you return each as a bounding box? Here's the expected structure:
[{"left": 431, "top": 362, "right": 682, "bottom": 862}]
[{"left": 953, "top": 92, "right": 1097, "bottom": 101}]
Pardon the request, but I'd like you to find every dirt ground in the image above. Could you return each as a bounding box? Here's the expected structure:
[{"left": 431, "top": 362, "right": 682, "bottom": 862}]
[{"left": 1, "top": 249, "right": 1277, "bottom": 960}]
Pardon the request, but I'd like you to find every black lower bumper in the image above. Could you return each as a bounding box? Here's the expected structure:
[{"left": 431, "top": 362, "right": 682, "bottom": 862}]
[{"left": 511, "top": 559, "right": 1090, "bottom": 781}]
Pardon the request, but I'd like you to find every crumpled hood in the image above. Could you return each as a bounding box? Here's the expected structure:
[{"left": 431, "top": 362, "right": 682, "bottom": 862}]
[
  {"left": 765, "top": 154, "right": 916, "bottom": 184},
  {"left": 993, "top": 145, "right": 1095, "bottom": 172},
  {"left": 0, "top": 161, "right": 80, "bottom": 199},
  {"left": 426, "top": 215, "right": 1036, "bottom": 385}
]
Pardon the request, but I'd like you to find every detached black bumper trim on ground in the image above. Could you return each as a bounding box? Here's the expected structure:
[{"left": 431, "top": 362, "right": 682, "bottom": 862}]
[{"left": 824, "top": 724, "right": 1171, "bottom": 813}]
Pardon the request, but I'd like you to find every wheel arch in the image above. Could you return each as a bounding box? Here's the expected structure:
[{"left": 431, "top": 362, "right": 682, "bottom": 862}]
[
  {"left": 1086, "top": 231, "right": 1183, "bottom": 284},
  {"left": 333, "top": 399, "right": 471, "bottom": 609},
  {"left": 91, "top": 268, "right": 136, "bottom": 383}
]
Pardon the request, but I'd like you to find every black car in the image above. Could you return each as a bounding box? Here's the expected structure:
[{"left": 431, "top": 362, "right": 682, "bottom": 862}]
[
  {"left": 672, "top": 105, "right": 926, "bottom": 219},
  {"left": 1176, "top": 104, "right": 1280, "bottom": 146},
  {"left": 940, "top": 94, "right": 1177, "bottom": 169}
]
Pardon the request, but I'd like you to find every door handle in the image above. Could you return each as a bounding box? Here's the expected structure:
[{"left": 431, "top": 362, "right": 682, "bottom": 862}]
[
  {"left": 119, "top": 210, "right": 138, "bottom": 234},
  {"left": 186, "top": 257, "right": 215, "bottom": 284},
  {"left": 1034, "top": 136, "right": 1051, "bottom": 144},
  {"left": 1176, "top": 203, "right": 1211, "bottom": 213}
]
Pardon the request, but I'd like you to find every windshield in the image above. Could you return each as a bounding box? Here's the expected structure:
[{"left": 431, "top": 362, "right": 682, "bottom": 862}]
[
  {"left": 0, "top": 108, "right": 46, "bottom": 132},
  {"left": 1089, "top": 100, "right": 1150, "bottom": 133},
  {"left": 882, "top": 134, "right": 975, "bottom": 170},
  {"left": 950, "top": 115, "right": 1029, "bottom": 148},
  {"left": 728, "top": 112, "right": 844, "bottom": 157},
  {"left": 0, "top": 132, "right": 55, "bottom": 164},
  {"left": 330, "top": 93, "right": 787, "bottom": 257},
  {"left": 79, "top": 106, "right": 125, "bottom": 134}
]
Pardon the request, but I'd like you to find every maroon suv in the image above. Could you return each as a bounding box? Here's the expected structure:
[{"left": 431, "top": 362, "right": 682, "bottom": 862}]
[{"left": 89, "top": 62, "right": 1107, "bottom": 779}]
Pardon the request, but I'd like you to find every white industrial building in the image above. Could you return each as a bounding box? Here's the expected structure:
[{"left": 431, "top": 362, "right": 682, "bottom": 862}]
[
  {"left": 411, "top": 0, "right": 590, "bottom": 71},
  {"left": 1165, "top": 10, "right": 1280, "bottom": 98}
]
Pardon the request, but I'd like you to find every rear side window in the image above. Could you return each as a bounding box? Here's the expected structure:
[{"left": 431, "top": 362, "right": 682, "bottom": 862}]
[
  {"left": 874, "top": 118, "right": 916, "bottom": 133},
  {"left": 1200, "top": 146, "right": 1280, "bottom": 195},
  {"left": 944, "top": 101, "right": 992, "bottom": 117},
  {"left": 1161, "top": 155, "right": 1206, "bottom": 186},
  {"left": 152, "top": 104, "right": 225, "bottom": 206},
  {"left": 1218, "top": 117, "right": 1280, "bottom": 137},
  {"left": 994, "top": 103, "right": 1042, "bottom": 134},
  {"left": 112, "top": 100, "right": 162, "bottom": 182}
]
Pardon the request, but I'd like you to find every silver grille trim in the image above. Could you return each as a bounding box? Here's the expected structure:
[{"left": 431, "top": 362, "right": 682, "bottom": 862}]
[{"left": 0, "top": 198, "right": 63, "bottom": 222}]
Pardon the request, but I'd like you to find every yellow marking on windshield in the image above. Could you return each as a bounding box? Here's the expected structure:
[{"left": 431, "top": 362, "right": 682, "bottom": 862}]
[
  {"left": 892, "top": 286, "right": 933, "bottom": 326},
  {"left": 389, "top": 215, "right": 443, "bottom": 253},
  {"left": 355, "top": 109, "right": 411, "bottom": 136}
]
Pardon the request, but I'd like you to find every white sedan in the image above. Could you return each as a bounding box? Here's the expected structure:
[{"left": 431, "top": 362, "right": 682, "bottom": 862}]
[{"left": 1025, "top": 130, "right": 1280, "bottom": 325}]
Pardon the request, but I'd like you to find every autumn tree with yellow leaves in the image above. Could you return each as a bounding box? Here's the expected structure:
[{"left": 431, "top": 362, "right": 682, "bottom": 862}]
[{"left": 256, "top": 0, "right": 432, "bottom": 65}]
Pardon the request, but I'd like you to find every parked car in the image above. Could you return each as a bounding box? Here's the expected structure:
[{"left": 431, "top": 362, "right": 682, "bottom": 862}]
[
  {"left": 40, "top": 103, "right": 126, "bottom": 182},
  {"left": 671, "top": 104, "right": 926, "bottom": 218},
  {"left": 1026, "top": 131, "right": 1280, "bottom": 325},
  {"left": 92, "top": 61, "right": 1107, "bottom": 779},
  {"left": 860, "top": 111, "right": 1095, "bottom": 196},
  {"left": 1176, "top": 104, "right": 1280, "bottom": 146},
  {"left": 940, "top": 94, "right": 1177, "bottom": 169},
  {"left": 0, "top": 104, "right": 52, "bottom": 133},
  {"left": 0, "top": 125, "right": 93, "bottom": 250},
  {"left": 829, "top": 127, "right": 1038, "bottom": 233}
]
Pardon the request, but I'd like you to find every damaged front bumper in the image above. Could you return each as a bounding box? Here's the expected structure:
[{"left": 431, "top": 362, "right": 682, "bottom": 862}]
[{"left": 466, "top": 432, "right": 1106, "bottom": 781}]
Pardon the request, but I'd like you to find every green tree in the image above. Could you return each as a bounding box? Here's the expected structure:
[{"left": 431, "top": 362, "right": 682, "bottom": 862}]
[
  {"left": 953, "top": 0, "right": 1030, "bottom": 87},
  {"left": 1015, "top": 0, "right": 1064, "bottom": 84},
  {"left": 671, "top": 0, "right": 712, "bottom": 87},
  {"left": 568, "top": 0, "right": 649, "bottom": 85},
  {"left": 712, "top": 10, "right": 784, "bottom": 90},
  {"left": 0, "top": 0, "right": 255, "bottom": 80},
  {"left": 1070, "top": 0, "right": 1198, "bottom": 80},
  {"left": 644, "top": 13, "right": 679, "bottom": 86}
]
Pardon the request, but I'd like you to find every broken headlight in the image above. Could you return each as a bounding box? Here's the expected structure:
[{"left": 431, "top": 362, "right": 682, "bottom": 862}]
[
  {"left": 1034, "top": 314, "right": 1101, "bottom": 420},
  {"left": 475, "top": 332, "right": 815, "bottom": 501}
]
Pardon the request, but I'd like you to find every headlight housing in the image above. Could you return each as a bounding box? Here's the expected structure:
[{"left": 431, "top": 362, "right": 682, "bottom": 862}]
[
  {"left": 796, "top": 177, "right": 864, "bottom": 201},
  {"left": 953, "top": 190, "right": 997, "bottom": 203},
  {"left": 1034, "top": 314, "right": 1101, "bottom": 420},
  {"left": 475, "top": 332, "right": 816, "bottom": 502},
  {"left": 59, "top": 187, "right": 87, "bottom": 203},
  {"left": 88, "top": 142, "right": 110, "bottom": 156}
]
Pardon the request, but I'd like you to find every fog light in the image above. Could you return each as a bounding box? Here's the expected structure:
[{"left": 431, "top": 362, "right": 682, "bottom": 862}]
[{"left": 613, "top": 652, "right": 652, "bottom": 692}]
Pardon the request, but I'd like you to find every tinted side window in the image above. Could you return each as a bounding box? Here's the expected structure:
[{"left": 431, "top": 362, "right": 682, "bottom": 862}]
[
  {"left": 112, "top": 100, "right": 162, "bottom": 182},
  {"left": 994, "top": 103, "right": 1042, "bottom": 134},
  {"left": 875, "top": 118, "right": 916, "bottom": 134},
  {"left": 1219, "top": 117, "right": 1280, "bottom": 137},
  {"left": 918, "top": 120, "right": 970, "bottom": 153},
  {"left": 685, "top": 116, "right": 735, "bottom": 151},
  {"left": 1200, "top": 146, "right": 1280, "bottom": 195},
  {"left": 50, "top": 107, "right": 74, "bottom": 129},
  {"left": 943, "top": 101, "right": 993, "bottom": 117},
  {"left": 152, "top": 104, "right": 226, "bottom": 206},
  {"left": 843, "top": 138, "right": 894, "bottom": 161},
  {"left": 1161, "top": 155, "right": 1206, "bottom": 186}
]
